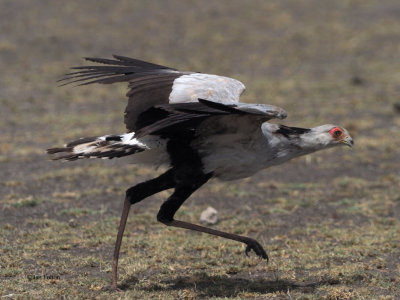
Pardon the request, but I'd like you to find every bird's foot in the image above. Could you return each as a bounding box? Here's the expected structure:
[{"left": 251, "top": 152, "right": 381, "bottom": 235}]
[{"left": 245, "top": 239, "right": 269, "bottom": 261}]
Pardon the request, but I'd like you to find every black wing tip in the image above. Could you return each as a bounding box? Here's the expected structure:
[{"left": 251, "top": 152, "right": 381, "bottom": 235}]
[
  {"left": 46, "top": 147, "right": 72, "bottom": 154},
  {"left": 85, "top": 54, "right": 175, "bottom": 70},
  {"left": 112, "top": 54, "right": 135, "bottom": 61},
  {"left": 84, "top": 56, "right": 97, "bottom": 62},
  {"left": 58, "top": 55, "right": 177, "bottom": 86},
  {"left": 83, "top": 56, "right": 123, "bottom": 65}
]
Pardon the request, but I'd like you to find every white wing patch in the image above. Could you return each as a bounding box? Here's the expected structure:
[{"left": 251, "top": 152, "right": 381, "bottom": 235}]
[{"left": 169, "top": 73, "right": 245, "bottom": 104}]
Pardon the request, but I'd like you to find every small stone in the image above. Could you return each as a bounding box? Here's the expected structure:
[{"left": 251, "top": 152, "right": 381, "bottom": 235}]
[
  {"left": 200, "top": 206, "right": 218, "bottom": 225},
  {"left": 68, "top": 218, "right": 78, "bottom": 228},
  {"left": 351, "top": 76, "right": 364, "bottom": 86}
]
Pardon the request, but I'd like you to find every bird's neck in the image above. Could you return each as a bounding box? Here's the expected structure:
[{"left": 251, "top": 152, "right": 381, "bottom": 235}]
[{"left": 295, "top": 130, "right": 333, "bottom": 154}]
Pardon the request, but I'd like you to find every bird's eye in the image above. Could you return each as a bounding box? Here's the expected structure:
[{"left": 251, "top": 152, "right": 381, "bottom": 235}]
[
  {"left": 329, "top": 127, "right": 343, "bottom": 138},
  {"left": 333, "top": 130, "right": 341, "bottom": 137}
]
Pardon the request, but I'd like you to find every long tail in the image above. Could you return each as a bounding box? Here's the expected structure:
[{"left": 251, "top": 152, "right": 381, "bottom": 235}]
[{"left": 47, "top": 132, "right": 148, "bottom": 161}]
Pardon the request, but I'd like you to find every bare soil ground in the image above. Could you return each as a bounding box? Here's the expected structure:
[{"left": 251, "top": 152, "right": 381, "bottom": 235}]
[{"left": 1, "top": 1, "right": 399, "bottom": 299}]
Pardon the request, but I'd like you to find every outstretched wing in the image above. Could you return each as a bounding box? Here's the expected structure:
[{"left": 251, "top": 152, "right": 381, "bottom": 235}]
[
  {"left": 59, "top": 55, "right": 246, "bottom": 132},
  {"left": 134, "top": 99, "right": 287, "bottom": 138}
]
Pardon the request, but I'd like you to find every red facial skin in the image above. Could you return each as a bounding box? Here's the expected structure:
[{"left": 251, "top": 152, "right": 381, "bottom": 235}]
[{"left": 329, "top": 127, "right": 344, "bottom": 140}]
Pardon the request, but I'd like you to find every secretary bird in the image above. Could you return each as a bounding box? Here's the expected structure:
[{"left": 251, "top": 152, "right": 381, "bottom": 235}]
[{"left": 47, "top": 55, "right": 353, "bottom": 289}]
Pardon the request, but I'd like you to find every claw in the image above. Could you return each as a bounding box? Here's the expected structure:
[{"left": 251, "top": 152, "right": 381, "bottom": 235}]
[{"left": 244, "top": 240, "right": 269, "bottom": 261}]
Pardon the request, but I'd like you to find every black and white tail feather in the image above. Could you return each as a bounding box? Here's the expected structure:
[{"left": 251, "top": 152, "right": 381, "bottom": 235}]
[{"left": 47, "top": 132, "right": 148, "bottom": 161}]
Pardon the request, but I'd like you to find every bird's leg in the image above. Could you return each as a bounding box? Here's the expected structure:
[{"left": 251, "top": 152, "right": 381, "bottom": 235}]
[
  {"left": 112, "top": 168, "right": 176, "bottom": 290},
  {"left": 112, "top": 197, "right": 130, "bottom": 290},
  {"left": 156, "top": 174, "right": 268, "bottom": 261},
  {"left": 164, "top": 220, "right": 268, "bottom": 260}
]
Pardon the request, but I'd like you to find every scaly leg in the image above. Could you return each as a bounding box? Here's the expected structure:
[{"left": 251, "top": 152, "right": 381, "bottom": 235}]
[
  {"left": 161, "top": 219, "right": 268, "bottom": 259},
  {"left": 156, "top": 173, "right": 268, "bottom": 260},
  {"left": 112, "top": 168, "right": 176, "bottom": 289}
]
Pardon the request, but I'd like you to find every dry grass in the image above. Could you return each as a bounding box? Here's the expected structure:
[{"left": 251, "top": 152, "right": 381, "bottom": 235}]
[{"left": 1, "top": 0, "right": 400, "bottom": 298}]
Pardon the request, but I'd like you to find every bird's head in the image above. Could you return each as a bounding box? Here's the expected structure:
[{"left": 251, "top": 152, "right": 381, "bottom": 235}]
[
  {"left": 328, "top": 126, "right": 354, "bottom": 147},
  {"left": 306, "top": 124, "right": 354, "bottom": 148}
]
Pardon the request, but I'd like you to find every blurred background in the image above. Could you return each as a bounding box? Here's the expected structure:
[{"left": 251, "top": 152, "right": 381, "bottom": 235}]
[{"left": 1, "top": 0, "right": 399, "bottom": 298}]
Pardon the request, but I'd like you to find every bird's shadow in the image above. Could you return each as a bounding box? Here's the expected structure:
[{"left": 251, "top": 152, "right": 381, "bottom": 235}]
[{"left": 118, "top": 273, "right": 340, "bottom": 297}]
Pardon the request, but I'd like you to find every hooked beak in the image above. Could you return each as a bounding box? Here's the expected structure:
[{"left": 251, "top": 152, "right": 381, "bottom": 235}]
[{"left": 340, "top": 136, "right": 354, "bottom": 148}]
